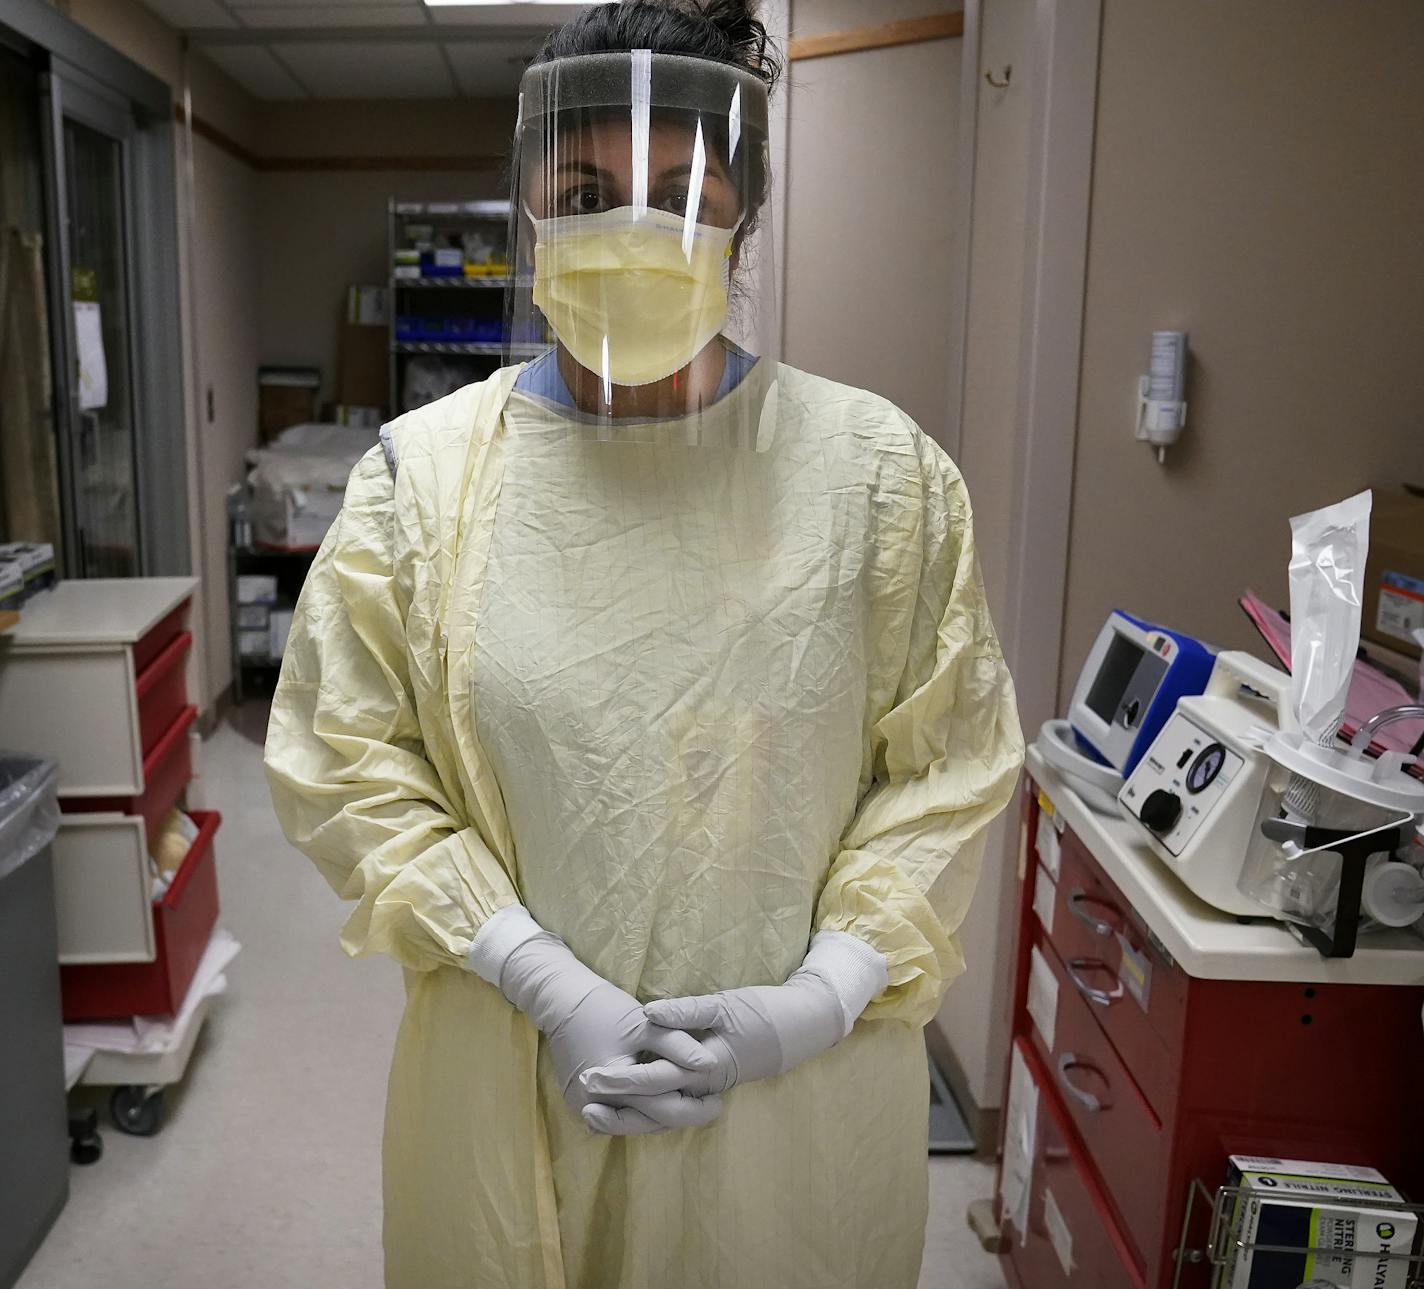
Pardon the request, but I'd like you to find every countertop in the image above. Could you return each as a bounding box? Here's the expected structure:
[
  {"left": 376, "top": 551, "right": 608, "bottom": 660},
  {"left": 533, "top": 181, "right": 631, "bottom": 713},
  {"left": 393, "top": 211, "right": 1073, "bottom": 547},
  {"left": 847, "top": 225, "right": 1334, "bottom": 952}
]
[
  {"left": 1, "top": 578, "right": 197, "bottom": 647},
  {"left": 1025, "top": 744, "right": 1424, "bottom": 986}
]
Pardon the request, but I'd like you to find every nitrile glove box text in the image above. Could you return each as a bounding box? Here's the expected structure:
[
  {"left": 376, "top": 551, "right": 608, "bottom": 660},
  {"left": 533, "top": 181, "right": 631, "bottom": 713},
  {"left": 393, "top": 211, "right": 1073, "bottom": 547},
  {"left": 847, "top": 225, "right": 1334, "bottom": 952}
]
[{"left": 1219, "top": 1157, "right": 1416, "bottom": 1289}]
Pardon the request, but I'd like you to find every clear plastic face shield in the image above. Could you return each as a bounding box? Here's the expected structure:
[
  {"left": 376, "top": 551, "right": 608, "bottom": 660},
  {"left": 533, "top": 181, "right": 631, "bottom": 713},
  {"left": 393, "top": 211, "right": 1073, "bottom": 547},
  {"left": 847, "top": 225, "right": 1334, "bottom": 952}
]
[{"left": 504, "top": 51, "right": 779, "bottom": 446}]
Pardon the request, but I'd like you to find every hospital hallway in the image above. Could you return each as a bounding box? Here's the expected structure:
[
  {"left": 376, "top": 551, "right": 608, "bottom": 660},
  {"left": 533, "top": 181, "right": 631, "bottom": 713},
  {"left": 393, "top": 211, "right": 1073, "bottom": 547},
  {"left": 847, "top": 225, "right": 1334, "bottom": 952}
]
[{"left": 16, "top": 706, "right": 1007, "bottom": 1289}]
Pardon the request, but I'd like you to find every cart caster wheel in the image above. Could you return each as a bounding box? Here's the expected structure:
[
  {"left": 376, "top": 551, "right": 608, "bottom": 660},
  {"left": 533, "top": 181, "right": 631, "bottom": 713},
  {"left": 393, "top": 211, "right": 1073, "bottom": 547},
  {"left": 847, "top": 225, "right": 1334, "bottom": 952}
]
[
  {"left": 110, "top": 1086, "right": 164, "bottom": 1137},
  {"left": 68, "top": 1108, "right": 104, "bottom": 1165}
]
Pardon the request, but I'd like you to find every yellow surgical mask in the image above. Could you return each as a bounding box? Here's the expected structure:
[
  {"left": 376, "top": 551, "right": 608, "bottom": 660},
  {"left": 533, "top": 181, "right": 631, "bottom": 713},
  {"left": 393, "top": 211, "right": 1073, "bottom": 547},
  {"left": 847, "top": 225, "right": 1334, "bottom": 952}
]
[{"left": 531, "top": 206, "right": 735, "bottom": 387}]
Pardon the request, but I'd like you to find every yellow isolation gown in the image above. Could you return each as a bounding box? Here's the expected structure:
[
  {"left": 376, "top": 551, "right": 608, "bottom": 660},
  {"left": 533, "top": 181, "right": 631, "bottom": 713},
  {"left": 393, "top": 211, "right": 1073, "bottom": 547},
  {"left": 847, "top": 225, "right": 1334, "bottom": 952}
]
[{"left": 264, "top": 361, "right": 1023, "bottom": 1289}]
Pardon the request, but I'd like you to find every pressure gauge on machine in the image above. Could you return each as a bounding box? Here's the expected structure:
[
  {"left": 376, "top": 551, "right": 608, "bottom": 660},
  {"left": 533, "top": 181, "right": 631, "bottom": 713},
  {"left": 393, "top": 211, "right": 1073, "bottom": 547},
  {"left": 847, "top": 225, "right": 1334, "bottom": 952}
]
[{"left": 1186, "top": 742, "right": 1226, "bottom": 794}]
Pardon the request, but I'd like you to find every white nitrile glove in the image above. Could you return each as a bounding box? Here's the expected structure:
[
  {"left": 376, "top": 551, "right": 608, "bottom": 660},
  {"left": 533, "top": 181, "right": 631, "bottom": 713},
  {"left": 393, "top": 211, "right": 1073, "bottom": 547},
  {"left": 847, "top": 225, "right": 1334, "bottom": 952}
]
[
  {"left": 467, "top": 905, "right": 723, "bottom": 1135},
  {"left": 583, "top": 931, "right": 889, "bottom": 1099}
]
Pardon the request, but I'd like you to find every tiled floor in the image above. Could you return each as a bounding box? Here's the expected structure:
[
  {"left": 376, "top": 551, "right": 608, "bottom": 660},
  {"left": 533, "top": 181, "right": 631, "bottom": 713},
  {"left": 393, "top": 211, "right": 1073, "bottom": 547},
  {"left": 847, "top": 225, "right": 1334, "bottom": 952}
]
[{"left": 18, "top": 707, "right": 1005, "bottom": 1289}]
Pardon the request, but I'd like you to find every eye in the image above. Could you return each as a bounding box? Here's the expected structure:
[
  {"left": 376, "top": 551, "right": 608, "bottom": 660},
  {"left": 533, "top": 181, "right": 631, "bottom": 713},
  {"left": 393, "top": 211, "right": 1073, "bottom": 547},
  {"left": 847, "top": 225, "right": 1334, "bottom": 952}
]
[
  {"left": 558, "top": 184, "right": 610, "bottom": 217},
  {"left": 660, "top": 190, "right": 691, "bottom": 217}
]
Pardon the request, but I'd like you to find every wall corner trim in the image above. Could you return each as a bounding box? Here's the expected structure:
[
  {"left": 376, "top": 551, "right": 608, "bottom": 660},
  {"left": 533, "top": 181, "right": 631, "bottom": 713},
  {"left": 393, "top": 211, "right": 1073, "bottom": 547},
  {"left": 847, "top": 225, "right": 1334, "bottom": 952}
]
[{"left": 1004, "top": 0, "right": 1102, "bottom": 735}]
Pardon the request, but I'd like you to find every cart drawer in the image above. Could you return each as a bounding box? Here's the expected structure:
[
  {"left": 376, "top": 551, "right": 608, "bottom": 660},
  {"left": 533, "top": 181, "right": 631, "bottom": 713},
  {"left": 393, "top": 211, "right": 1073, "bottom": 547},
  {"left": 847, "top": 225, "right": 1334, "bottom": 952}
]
[
  {"left": 1049, "top": 825, "right": 1188, "bottom": 1117},
  {"left": 0, "top": 646, "right": 143, "bottom": 795},
  {"left": 61, "top": 810, "right": 221, "bottom": 1021},
  {"left": 63, "top": 705, "right": 197, "bottom": 843},
  {"left": 1029, "top": 927, "right": 1166, "bottom": 1271},
  {"left": 1001, "top": 1039, "right": 1145, "bottom": 1289},
  {"left": 52, "top": 814, "right": 154, "bottom": 964},
  {"left": 135, "top": 631, "right": 192, "bottom": 757},
  {"left": 130, "top": 600, "right": 189, "bottom": 676}
]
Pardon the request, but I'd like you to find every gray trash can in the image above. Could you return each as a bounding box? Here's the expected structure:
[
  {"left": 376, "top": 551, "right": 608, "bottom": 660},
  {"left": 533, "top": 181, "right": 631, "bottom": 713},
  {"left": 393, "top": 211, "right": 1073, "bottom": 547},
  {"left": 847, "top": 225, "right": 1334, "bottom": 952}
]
[{"left": 0, "top": 756, "right": 67, "bottom": 1289}]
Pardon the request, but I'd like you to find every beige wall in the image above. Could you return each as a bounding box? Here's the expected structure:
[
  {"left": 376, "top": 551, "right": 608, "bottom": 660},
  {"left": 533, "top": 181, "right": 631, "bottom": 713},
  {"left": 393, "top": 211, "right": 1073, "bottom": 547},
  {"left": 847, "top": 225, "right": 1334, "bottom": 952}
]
[
  {"left": 191, "top": 136, "right": 260, "bottom": 706},
  {"left": 254, "top": 99, "right": 517, "bottom": 407},
  {"left": 934, "top": 0, "right": 1035, "bottom": 1114},
  {"left": 257, "top": 99, "right": 514, "bottom": 162},
  {"left": 783, "top": 1, "right": 963, "bottom": 440},
  {"left": 1060, "top": 0, "right": 1424, "bottom": 700}
]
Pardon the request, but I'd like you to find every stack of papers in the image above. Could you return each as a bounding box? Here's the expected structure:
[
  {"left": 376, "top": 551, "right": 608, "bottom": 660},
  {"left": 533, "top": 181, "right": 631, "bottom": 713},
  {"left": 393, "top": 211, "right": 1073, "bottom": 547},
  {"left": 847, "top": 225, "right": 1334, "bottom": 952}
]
[{"left": 63, "top": 928, "right": 241, "bottom": 1057}]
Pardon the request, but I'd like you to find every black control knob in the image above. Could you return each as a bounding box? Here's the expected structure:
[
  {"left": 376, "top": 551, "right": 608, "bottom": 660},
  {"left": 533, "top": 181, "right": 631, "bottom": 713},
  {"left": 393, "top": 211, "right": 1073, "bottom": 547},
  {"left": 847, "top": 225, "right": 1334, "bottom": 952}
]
[{"left": 1140, "top": 788, "right": 1182, "bottom": 834}]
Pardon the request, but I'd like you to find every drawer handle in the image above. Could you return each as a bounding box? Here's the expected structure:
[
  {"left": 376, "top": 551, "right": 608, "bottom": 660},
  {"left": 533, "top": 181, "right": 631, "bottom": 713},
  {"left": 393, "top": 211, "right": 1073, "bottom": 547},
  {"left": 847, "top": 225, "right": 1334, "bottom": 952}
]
[
  {"left": 1067, "top": 888, "right": 1119, "bottom": 937},
  {"left": 1055, "top": 1052, "right": 1111, "bottom": 1113},
  {"left": 1067, "top": 958, "right": 1125, "bottom": 1007}
]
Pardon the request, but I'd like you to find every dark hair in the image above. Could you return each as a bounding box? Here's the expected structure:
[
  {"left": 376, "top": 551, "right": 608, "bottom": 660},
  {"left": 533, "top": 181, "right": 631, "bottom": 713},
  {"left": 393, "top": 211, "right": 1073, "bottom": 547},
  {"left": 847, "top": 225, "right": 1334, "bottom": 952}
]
[{"left": 531, "top": 0, "right": 782, "bottom": 95}]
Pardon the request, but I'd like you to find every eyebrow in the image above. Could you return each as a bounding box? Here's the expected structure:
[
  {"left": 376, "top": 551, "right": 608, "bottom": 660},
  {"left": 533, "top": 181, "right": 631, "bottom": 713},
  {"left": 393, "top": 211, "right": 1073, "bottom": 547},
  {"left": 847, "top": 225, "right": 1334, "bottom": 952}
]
[
  {"left": 550, "top": 160, "right": 728, "bottom": 185},
  {"left": 553, "top": 161, "right": 606, "bottom": 179}
]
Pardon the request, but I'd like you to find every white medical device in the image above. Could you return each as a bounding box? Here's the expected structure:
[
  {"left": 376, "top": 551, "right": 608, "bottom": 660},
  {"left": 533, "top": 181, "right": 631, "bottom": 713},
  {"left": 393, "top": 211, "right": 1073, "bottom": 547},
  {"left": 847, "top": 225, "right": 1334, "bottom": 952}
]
[
  {"left": 1067, "top": 611, "right": 1215, "bottom": 777},
  {"left": 1117, "top": 651, "right": 1295, "bottom": 917},
  {"left": 1038, "top": 610, "right": 1216, "bottom": 815}
]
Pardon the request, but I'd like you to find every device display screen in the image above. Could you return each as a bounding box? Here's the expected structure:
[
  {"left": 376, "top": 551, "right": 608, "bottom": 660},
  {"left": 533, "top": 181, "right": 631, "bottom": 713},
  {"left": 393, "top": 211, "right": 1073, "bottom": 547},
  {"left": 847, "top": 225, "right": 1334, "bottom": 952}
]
[{"left": 1086, "top": 635, "right": 1147, "bottom": 723}]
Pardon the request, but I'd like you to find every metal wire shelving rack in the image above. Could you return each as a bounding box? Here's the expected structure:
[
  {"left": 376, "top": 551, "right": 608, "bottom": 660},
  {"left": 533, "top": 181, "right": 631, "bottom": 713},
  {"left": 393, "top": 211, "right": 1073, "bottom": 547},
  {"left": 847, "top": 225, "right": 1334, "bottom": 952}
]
[{"left": 1172, "top": 1178, "right": 1424, "bottom": 1289}]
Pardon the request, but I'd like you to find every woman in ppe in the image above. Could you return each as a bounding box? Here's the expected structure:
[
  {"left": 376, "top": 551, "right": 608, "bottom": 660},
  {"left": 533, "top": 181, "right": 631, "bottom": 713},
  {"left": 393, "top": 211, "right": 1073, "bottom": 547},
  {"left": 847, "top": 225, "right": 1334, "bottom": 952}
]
[{"left": 264, "top": 2, "right": 1024, "bottom": 1287}]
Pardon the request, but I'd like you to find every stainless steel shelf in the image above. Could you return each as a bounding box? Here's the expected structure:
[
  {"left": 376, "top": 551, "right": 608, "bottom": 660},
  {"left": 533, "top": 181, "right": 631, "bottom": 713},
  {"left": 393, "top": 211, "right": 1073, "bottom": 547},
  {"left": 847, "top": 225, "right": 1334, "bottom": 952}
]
[
  {"left": 394, "top": 340, "right": 547, "bottom": 358},
  {"left": 391, "top": 200, "right": 510, "bottom": 220},
  {"left": 394, "top": 340, "right": 503, "bottom": 356},
  {"left": 393, "top": 276, "right": 511, "bottom": 289}
]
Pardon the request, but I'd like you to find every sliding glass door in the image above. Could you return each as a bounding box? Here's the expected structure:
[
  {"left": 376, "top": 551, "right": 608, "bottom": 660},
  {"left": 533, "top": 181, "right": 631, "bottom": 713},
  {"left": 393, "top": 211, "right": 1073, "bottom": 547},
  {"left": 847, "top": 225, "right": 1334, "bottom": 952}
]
[{"left": 44, "top": 69, "right": 141, "bottom": 577}]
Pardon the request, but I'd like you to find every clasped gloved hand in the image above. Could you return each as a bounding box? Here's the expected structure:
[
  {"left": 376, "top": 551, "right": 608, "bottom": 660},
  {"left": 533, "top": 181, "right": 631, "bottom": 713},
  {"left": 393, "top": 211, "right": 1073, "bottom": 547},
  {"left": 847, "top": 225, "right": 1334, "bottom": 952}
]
[
  {"left": 582, "top": 931, "right": 889, "bottom": 1099},
  {"left": 467, "top": 905, "right": 723, "bottom": 1136}
]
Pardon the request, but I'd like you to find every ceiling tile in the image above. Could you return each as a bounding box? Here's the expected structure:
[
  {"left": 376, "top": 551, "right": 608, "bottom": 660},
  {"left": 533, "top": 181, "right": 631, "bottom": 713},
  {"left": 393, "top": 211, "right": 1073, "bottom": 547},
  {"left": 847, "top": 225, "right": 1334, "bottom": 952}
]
[
  {"left": 226, "top": 0, "right": 412, "bottom": 8},
  {"left": 141, "top": 0, "right": 240, "bottom": 27},
  {"left": 442, "top": 39, "right": 532, "bottom": 96},
  {"left": 425, "top": 3, "right": 588, "bottom": 27},
  {"left": 202, "top": 44, "right": 310, "bottom": 98},
  {"left": 272, "top": 39, "right": 457, "bottom": 98},
  {"left": 232, "top": 5, "right": 429, "bottom": 26}
]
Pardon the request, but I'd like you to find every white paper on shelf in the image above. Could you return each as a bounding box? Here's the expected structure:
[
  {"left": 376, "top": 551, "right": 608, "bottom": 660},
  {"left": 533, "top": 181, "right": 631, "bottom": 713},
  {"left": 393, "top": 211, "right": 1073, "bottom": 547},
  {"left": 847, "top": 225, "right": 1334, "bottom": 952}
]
[
  {"left": 63, "top": 928, "right": 241, "bottom": 1055},
  {"left": 74, "top": 301, "right": 108, "bottom": 410}
]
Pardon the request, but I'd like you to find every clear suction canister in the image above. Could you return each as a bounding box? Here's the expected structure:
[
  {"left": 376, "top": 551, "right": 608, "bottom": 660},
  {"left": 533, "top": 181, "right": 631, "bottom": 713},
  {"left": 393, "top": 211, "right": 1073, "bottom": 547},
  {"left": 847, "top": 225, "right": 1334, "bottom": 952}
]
[
  {"left": 1236, "top": 732, "right": 1424, "bottom": 950},
  {"left": 1233, "top": 492, "right": 1424, "bottom": 953}
]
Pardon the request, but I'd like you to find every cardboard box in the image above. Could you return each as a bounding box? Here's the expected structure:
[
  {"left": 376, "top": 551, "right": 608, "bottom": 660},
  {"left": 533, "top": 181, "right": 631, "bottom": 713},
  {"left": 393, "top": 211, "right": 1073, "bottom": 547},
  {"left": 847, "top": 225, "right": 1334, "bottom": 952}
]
[
  {"left": 1219, "top": 1156, "right": 1416, "bottom": 1289},
  {"left": 338, "top": 319, "right": 388, "bottom": 412},
  {"left": 345, "top": 284, "right": 389, "bottom": 328},
  {"left": 257, "top": 485, "right": 342, "bottom": 550},
  {"left": 258, "top": 368, "right": 320, "bottom": 444},
  {"left": 237, "top": 575, "right": 278, "bottom": 605},
  {"left": 1363, "top": 490, "right": 1424, "bottom": 659},
  {"left": 0, "top": 542, "right": 56, "bottom": 599},
  {"left": 0, "top": 561, "right": 23, "bottom": 612},
  {"left": 333, "top": 405, "right": 382, "bottom": 429}
]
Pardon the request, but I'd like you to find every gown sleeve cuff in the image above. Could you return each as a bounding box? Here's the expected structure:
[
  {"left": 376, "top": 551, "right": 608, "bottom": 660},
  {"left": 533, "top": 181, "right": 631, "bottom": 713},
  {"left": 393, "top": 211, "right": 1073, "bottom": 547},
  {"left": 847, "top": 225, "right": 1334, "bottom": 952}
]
[
  {"left": 465, "top": 903, "right": 545, "bottom": 987},
  {"left": 800, "top": 930, "right": 890, "bottom": 1037}
]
